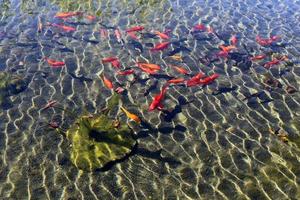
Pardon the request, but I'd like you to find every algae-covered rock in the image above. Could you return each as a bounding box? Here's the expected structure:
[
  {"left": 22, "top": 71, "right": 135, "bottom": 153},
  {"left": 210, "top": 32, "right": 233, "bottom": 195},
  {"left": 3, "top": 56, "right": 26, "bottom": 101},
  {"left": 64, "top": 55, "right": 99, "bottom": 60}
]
[{"left": 66, "top": 114, "right": 136, "bottom": 171}]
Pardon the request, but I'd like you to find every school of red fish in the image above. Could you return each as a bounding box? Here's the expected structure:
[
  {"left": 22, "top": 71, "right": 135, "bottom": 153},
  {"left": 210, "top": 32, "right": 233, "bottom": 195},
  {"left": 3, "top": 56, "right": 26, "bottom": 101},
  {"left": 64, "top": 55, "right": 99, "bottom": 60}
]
[{"left": 41, "top": 11, "right": 292, "bottom": 121}]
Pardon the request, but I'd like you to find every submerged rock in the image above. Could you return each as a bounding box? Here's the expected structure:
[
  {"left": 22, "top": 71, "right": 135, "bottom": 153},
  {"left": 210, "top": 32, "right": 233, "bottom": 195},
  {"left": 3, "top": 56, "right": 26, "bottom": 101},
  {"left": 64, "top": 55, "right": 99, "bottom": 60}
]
[
  {"left": 0, "top": 71, "right": 28, "bottom": 108},
  {"left": 66, "top": 113, "right": 136, "bottom": 172}
]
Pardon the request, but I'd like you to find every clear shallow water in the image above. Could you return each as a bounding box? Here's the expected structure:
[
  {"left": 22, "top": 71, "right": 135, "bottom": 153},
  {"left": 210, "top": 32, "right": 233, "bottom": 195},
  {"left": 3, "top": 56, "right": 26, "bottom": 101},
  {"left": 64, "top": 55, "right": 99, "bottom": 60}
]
[{"left": 0, "top": 0, "right": 300, "bottom": 199}]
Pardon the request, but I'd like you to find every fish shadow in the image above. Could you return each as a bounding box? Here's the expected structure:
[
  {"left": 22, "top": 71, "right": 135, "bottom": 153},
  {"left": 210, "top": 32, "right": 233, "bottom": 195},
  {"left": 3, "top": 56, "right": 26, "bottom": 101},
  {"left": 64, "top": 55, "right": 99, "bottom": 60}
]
[{"left": 163, "top": 95, "right": 193, "bottom": 122}]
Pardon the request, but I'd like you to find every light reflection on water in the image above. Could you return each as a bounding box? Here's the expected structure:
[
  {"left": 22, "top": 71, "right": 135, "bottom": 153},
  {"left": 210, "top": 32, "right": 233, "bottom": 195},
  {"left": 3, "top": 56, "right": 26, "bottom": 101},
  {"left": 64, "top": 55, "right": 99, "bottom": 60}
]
[{"left": 0, "top": 0, "right": 300, "bottom": 199}]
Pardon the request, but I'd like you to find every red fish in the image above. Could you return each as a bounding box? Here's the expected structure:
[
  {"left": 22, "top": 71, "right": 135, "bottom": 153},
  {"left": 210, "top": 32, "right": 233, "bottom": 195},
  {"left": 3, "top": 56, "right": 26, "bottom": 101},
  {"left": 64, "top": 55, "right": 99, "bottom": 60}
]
[
  {"left": 186, "top": 72, "right": 205, "bottom": 87},
  {"left": 102, "top": 57, "right": 118, "bottom": 63},
  {"left": 250, "top": 54, "right": 266, "bottom": 61},
  {"left": 216, "top": 50, "right": 229, "bottom": 58},
  {"left": 101, "top": 74, "right": 114, "bottom": 89},
  {"left": 219, "top": 45, "right": 236, "bottom": 53},
  {"left": 100, "top": 28, "right": 108, "bottom": 39},
  {"left": 230, "top": 35, "right": 238, "bottom": 46},
  {"left": 167, "top": 78, "right": 185, "bottom": 84},
  {"left": 127, "top": 31, "right": 139, "bottom": 40},
  {"left": 264, "top": 59, "right": 281, "bottom": 69},
  {"left": 41, "top": 100, "right": 57, "bottom": 111},
  {"left": 54, "top": 12, "right": 82, "bottom": 19},
  {"left": 44, "top": 57, "right": 65, "bottom": 67},
  {"left": 256, "top": 35, "right": 280, "bottom": 46},
  {"left": 114, "top": 28, "right": 123, "bottom": 43},
  {"left": 115, "top": 87, "right": 125, "bottom": 94},
  {"left": 153, "top": 31, "right": 169, "bottom": 40},
  {"left": 197, "top": 73, "right": 219, "bottom": 85},
  {"left": 47, "top": 23, "right": 76, "bottom": 32},
  {"left": 126, "top": 26, "right": 144, "bottom": 33},
  {"left": 150, "top": 42, "right": 170, "bottom": 51},
  {"left": 193, "top": 24, "right": 206, "bottom": 31},
  {"left": 111, "top": 60, "right": 121, "bottom": 68},
  {"left": 170, "top": 65, "right": 189, "bottom": 75},
  {"left": 117, "top": 69, "right": 135, "bottom": 76},
  {"left": 149, "top": 84, "right": 169, "bottom": 111}
]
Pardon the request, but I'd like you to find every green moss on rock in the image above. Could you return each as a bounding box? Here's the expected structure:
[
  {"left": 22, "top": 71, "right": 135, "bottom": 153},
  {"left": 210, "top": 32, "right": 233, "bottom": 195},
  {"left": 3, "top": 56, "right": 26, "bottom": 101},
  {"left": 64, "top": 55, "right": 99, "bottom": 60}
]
[{"left": 66, "top": 113, "right": 136, "bottom": 172}]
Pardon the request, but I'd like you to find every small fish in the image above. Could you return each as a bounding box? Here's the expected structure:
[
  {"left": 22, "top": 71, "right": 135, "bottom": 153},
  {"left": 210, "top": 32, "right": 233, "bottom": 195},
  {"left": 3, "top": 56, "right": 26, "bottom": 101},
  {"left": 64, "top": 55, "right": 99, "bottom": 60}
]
[
  {"left": 100, "top": 28, "right": 108, "bottom": 39},
  {"left": 230, "top": 35, "right": 238, "bottom": 46},
  {"left": 47, "top": 23, "right": 76, "bottom": 32},
  {"left": 256, "top": 35, "right": 280, "bottom": 46},
  {"left": 197, "top": 73, "right": 219, "bottom": 85},
  {"left": 111, "top": 60, "right": 121, "bottom": 68},
  {"left": 153, "top": 31, "right": 169, "bottom": 40},
  {"left": 192, "top": 23, "right": 206, "bottom": 31},
  {"left": 37, "top": 16, "right": 43, "bottom": 33},
  {"left": 115, "top": 87, "right": 125, "bottom": 94},
  {"left": 68, "top": 72, "right": 93, "bottom": 82},
  {"left": 264, "top": 59, "right": 281, "bottom": 69},
  {"left": 126, "top": 26, "right": 144, "bottom": 33},
  {"left": 207, "top": 26, "right": 214, "bottom": 34},
  {"left": 127, "top": 31, "right": 139, "bottom": 40},
  {"left": 41, "top": 100, "right": 57, "bottom": 111},
  {"left": 128, "top": 40, "right": 143, "bottom": 52},
  {"left": 250, "top": 54, "right": 266, "bottom": 61},
  {"left": 49, "top": 121, "right": 59, "bottom": 129},
  {"left": 120, "top": 106, "right": 141, "bottom": 124},
  {"left": 54, "top": 12, "right": 82, "bottom": 19},
  {"left": 102, "top": 57, "right": 118, "bottom": 63},
  {"left": 101, "top": 74, "right": 114, "bottom": 89},
  {"left": 150, "top": 41, "right": 170, "bottom": 51},
  {"left": 167, "top": 46, "right": 191, "bottom": 56},
  {"left": 186, "top": 72, "right": 205, "bottom": 87},
  {"left": 117, "top": 69, "right": 135, "bottom": 76},
  {"left": 136, "top": 63, "right": 161, "bottom": 70},
  {"left": 114, "top": 28, "right": 123, "bottom": 43},
  {"left": 167, "top": 78, "right": 185, "bottom": 84},
  {"left": 169, "top": 65, "right": 189, "bottom": 75},
  {"left": 216, "top": 50, "right": 229, "bottom": 58},
  {"left": 138, "top": 65, "right": 159, "bottom": 75},
  {"left": 168, "top": 54, "right": 183, "bottom": 62},
  {"left": 85, "top": 15, "right": 96, "bottom": 21},
  {"left": 44, "top": 57, "right": 65, "bottom": 67},
  {"left": 149, "top": 84, "right": 169, "bottom": 111},
  {"left": 219, "top": 45, "right": 236, "bottom": 52}
]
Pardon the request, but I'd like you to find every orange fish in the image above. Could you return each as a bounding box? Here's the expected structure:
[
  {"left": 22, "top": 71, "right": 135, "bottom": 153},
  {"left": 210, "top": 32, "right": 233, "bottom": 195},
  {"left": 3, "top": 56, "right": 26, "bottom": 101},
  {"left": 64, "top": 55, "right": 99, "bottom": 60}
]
[
  {"left": 170, "top": 65, "right": 189, "bottom": 75},
  {"left": 138, "top": 65, "right": 159, "bottom": 74},
  {"left": 86, "top": 15, "right": 96, "bottom": 21},
  {"left": 101, "top": 74, "right": 114, "bottom": 89},
  {"left": 111, "top": 60, "right": 121, "bottom": 68},
  {"left": 136, "top": 63, "right": 161, "bottom": 70},
  {"left": 167, "top": 78, "right": 185, "bottom": 84},
  {"left": 219, "top": 45, "right": 236, "bottom": 52},
  {"left": 47, "top": 23, "right": 76, "bottom": 32},
  {"left": 168, "top": 54, "right": 183, "bottom": 62},
  {"left": 150, "top": 42, "right": 170, "bottom": 51},
  {"left": 44, "top": 57, "right": 65, "bottom": 67},
  {"left": 54, "top": 12, "right": 82, "bottom": 19},
  {"left": 197, "top": 73, "right": 219, "bottom": 85},
  {"left": 186, "top": 72, "right": 205, "bottom": 87},
  {"left": 117, "top": 69, "right": 135, "bottom": 76},
  {"left": 153, "top": 31, "right": 169, "bottom": 40},
  {"left": 120, "top": 106, "right": 141, "bottom": 124},
  {"left": 126, "top": 26, "right": 144, "bottom": 33}
]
